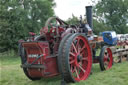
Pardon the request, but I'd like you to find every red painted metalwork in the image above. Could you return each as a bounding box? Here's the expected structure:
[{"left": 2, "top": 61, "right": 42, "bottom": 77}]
[{"left": 22, "top": 42, "right": 59, "bottom": 78}]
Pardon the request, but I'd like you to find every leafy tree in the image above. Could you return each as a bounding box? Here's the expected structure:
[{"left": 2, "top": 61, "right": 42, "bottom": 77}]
[
  {"left": 94, "top": 0, "right": 128, "bottom": 34},
  {"left": 0, "top": 0, "right": 55, "bottom": 52},
  {"left": 93, "top": 19, "right": 110, "bottom": 35},
  {"left": 66, "top": 14, "right": 109, "bottom": 35},
  {"left": 66, "top": 14, "right": 79, "bottom": 25}
]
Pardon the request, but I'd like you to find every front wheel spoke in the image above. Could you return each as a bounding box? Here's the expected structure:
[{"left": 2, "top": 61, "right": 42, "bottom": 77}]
[
  {"left": 75, "top": 67, "right": 80, "bottom": 79},
  {"left": 104, "top": 61, "right": 109, "bottom": 67},
  {"left": 104, "top": 53, "right": 109, "bottom": 58},
  {"left": 105, "top": 66, "right": 108, "bottom": 69},
  {"left": 104, "top": 58, "right": 107, "bottom": 61}
]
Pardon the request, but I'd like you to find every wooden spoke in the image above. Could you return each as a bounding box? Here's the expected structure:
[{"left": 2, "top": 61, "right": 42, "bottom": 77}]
[
  {"left": 78, "top": 64, "right": 86, "bottom": 73},
  {"left": 72, "top": 43, "right": 78, "bottom": 54},
  {"left": 82, "top": 57, "right": 88, "bottom": 61},
  {"left": 70, "top": 59, "right": 75, "bottom": 64},
  {"left": 75, "top": 67, "right": 80, "bottom": 79},
  {"left": 69, "top": 52, "right": 76, "bottom": 57},
  {"left": 80, "top": 45, "right": 86, "bottom": 53}
]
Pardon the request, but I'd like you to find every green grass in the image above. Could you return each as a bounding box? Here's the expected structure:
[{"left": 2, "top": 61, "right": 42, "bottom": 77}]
[{"left": 0, "top": 53, "right": 128, "bottom": 85}]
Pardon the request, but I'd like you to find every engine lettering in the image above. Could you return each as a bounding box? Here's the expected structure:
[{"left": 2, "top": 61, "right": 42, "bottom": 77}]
[{"left": 28, "top": 54, "right": 38, "bottom": 58}]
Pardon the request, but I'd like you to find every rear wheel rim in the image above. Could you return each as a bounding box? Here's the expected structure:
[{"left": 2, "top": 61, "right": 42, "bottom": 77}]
[{"left": 69, "top": 35, "right": 92, "bottom": 81}]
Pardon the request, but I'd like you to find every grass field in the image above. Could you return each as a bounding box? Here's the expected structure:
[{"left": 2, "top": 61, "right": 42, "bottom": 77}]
[{"left": 0, "top": 53, "right": 128, "bottom": 85}]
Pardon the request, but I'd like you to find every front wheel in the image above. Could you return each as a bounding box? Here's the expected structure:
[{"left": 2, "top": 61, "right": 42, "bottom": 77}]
[
  {"left": 99, "top": 46, "right": 113, "bottom": 71},
  {"left": 58, "top": 33, "right": 92, "bottom": 83}
]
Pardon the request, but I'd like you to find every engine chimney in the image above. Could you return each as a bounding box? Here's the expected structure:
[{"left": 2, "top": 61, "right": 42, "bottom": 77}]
[{"left": 86, "top": 6, "right": 93, "bottom": 29}]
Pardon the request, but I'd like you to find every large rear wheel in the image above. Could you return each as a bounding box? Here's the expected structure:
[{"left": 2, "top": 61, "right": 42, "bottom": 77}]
[
  {"left": 58, "top": 33, "right": 72, "bottom": 74},
  {"left": 58, "top": 33, "right": 92, "bottom": 83}
]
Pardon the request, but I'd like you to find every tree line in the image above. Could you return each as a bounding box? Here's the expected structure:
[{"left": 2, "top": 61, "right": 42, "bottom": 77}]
[{"left": 0, "top": 0, "right": 128, "bottom": 53}]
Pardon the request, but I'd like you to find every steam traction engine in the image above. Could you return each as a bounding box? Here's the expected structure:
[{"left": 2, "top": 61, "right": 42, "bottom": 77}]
[{"left": 19, "top": 6, "right": 113, "bottom": 83}]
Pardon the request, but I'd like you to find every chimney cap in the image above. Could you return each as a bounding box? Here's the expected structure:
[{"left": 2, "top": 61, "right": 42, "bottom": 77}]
[{"left": 86, "top": 6, "right": 92, "bottom": 8}]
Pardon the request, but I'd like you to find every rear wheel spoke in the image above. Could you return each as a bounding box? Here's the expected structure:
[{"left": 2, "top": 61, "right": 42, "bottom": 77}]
[
  {"left": 70, "top": 65, "right": 74, "bottom": 73},
  {"left": 80, "top": 45, "right": 86, "bottom": 53},
  {"left": 70, "top": 59, "right": 75, "bottom": 64},
  {"left": 72, "top": 43, "right": 78, "bottom": 54},
  {"left": 72, "top": 66, "right": 76, "bottom": 73},
  {"left": 75, "top": 67, "right": 80, "bottom": 79},
  {"left": 82, "top": 57, "right": 88, "bottom": 61},
  {"left": 69, "top": 56, "right": 73, "bottom": 60},
  {"left": 70, "top": 52, "right": 75, "bottom": 57},
  {"left": 76, "top": 38, "right": 80, "bottom": 53},
  {"left": 76, "top": 38, "right": 80, "bottom": 47},
  {"left": 78, "top": 64, "right": 86, "bottom": 73}
]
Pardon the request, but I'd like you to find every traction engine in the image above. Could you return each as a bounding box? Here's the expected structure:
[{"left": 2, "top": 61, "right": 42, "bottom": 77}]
[{"left": 19, "top": 6, "right": 113, "bottom": 83}]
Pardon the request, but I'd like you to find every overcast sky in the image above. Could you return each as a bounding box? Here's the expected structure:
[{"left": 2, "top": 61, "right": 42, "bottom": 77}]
[{"left": 54, "top": 0, "right": 99, "bottom": 20}]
